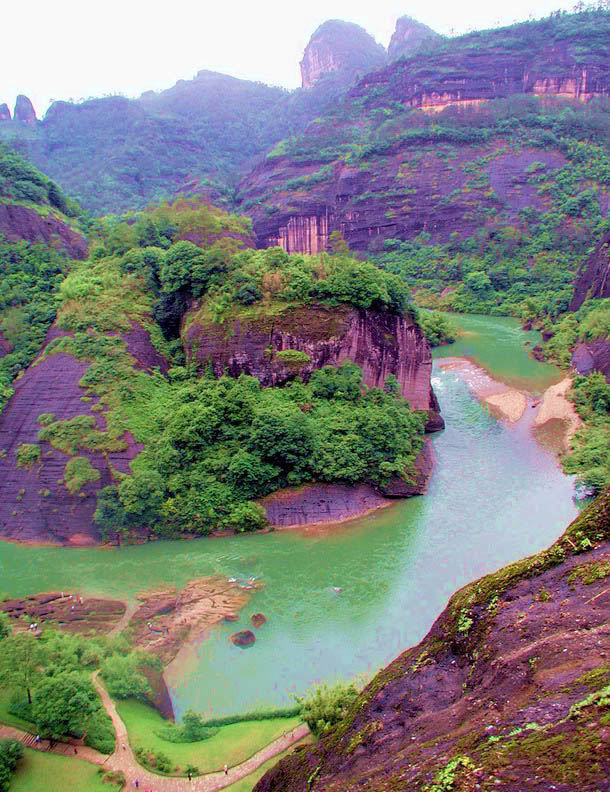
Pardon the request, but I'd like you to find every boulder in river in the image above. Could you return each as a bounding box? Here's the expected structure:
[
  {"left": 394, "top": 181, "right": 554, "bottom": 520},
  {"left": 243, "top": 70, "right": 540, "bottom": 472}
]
[
  {"left": 251, "top": 613, "right": 267, "bottom": 628},
  {"left": 231, "top": 629, "right": 256, "bottom": 648}
]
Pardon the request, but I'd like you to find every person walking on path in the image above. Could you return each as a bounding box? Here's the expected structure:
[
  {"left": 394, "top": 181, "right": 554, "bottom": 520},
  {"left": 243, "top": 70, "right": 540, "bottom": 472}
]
[{"left": 223, "top": 764, "right": 228, "bottom": 775}]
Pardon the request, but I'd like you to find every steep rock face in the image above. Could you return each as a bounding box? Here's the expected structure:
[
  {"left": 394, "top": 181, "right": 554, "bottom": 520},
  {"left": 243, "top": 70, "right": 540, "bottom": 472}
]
[
  {"left": 388, "top": 16, "right": 441, "bottom": 61},
  {"left": 0, "top": 103, "right": 11, "bottom": 121},
  {"left": 0, "top": 323, "right": 166, "bottom": 545},
  {"left": 182, "top": 304, "right": 443, "bottom": 429},
  {"left": 0, "top": 203, "right": 88, "bottom": 259},
  {"left": 239, "top": 145, "right": 569, "bottom": 253},
  {"left": 351, "top": 32, "right": 610, "bottom": 111},
  {"left": 300, "top": 20, "right": 387, "bottom": 89},
  {"left": 13, "top": 94, "right": 37, "bottom": 125},
  {"left": 572, "top": 338, "right": 610, "bottom": 381},
  {"left": 255, "top": 489, "right": 610, "bottom": 792},
  {"left": 570, "top": 230, "right": 610, "bottom": 310}
]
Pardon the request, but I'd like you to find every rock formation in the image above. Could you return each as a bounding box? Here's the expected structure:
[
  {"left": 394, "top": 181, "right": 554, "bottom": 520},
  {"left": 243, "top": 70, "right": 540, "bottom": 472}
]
[
  {"left": 300, "top": 20, "right": 387, "bottom": 89},
  {"left": 388, "top": 16, "right": 441, "bottom": 61},
  {"left": 570, "top": 231, "right": 610, "bottom": 310},
  {"left": 231, "top": 629, "right": 256, "bottom": 647},
  {"left": 0, "top": 203, "right": 88, "bottom": 259},
  {"left": 572, "top": 338, "right": 610, "bottom": 381},
  {"left": 13, "top": 94, "right": 37, "bottom": 125},
  {"left": 182, "top": 304, "right": 443, "bottom": 430},
  {"left": 255, "top": 488, "right": 610, "bottom": 792},
  {"left": 0, "top": 103, "right": 11, "bottom": 121},
  {"left": 250, "top": 613, "right": 267, "bottom": 628},
  {"left": 0, "top": 322, "right": 166, "bottom": 545}
]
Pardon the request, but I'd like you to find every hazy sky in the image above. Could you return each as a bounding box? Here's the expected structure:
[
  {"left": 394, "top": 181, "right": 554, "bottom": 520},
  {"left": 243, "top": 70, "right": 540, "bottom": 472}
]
[{"left": 3, "top": 0, "right": 577, "bottom": 117}]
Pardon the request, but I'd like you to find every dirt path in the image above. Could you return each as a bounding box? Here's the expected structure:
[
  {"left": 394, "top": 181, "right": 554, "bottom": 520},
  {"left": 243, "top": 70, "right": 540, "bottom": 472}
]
[{"left": 92, "top": 673, "right": 309, "bottom": 790}]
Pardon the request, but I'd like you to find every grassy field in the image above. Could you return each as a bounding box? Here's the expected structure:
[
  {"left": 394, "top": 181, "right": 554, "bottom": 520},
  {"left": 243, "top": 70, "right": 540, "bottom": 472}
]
[
  {"left": 10, "top": 748, "right": 120, "bottom": 792},
  {"left": 226, "top": 738, "right": 314, "bottom": 792},
  {"left": 117, "top": 698, "right": 302, "bottom": 775},
  {"left": 0, "top": 688, "right": 33, "bottom": 731}
]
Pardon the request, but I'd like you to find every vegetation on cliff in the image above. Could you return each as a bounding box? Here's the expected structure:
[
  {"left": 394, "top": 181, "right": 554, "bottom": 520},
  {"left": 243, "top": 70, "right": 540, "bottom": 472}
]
[
  {"left": 0, "top": 146, "right": 82, "bottom": 415},
  {"left": 5, "top": 197, "right": 425, "bottom": 539}
]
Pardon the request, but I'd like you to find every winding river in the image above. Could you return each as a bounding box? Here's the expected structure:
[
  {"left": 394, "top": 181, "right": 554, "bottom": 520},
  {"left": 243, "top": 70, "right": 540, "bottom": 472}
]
[{"left": 0, "top": 315, "right": 579, "bottom": 719}]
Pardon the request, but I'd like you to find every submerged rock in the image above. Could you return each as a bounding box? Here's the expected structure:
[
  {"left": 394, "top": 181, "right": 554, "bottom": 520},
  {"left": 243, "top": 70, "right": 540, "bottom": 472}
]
[{"left": 250, "top": 613, "right": 267, "bottom": 628}]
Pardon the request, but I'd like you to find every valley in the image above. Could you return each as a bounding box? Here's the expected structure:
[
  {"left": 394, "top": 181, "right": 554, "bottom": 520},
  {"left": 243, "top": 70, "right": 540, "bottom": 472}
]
[{"left": 1, "top": 6, "right": 609, "bottom": 791}]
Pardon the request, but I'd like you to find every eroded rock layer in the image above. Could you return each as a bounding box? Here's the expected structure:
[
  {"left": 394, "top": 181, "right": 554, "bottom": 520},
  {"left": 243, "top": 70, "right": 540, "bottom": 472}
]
[
  {"left": 182, "top": 304, "right": 443, "bottom": 429},
  {"left": 255, "top": 489, "right": 610, "bottom": 792},
  {"left": 0, "top": 203, "right": 88, "bottom": 259}
]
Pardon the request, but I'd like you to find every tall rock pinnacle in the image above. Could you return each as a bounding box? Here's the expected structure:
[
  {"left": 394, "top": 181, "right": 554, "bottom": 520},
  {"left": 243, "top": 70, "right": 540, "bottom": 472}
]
[
  {"left": 300, "top": 20, "right": 387, "bottom": 89},
  {"left": 13, "top": 95, "right": 37, "bottom": 125},
  {"left": 0, "top": 103, "right": 11, "bottom": 121},
  {"left": 388, "top": 15, "right": 441, "bottom": 60}
]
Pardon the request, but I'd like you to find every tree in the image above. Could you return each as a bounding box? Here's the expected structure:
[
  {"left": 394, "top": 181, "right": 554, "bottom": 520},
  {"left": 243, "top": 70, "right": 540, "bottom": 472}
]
[
  {"left": 0, "top": 614, "right": 9, "bottom": 640},
  {"left": 295, "top": 682, "right": 359, "bottom": 737},
  {"left": 100, "top": 653, "right": 151, "bottom": 700},
  {"left": 0, "top": 633, "right": 45, "bottom": 704},
  {"left": 0, "top": 739, "right": 23, "bottom": 792},
  {"left": 31, "top": 672, "right": 97, "bottom": 740}
]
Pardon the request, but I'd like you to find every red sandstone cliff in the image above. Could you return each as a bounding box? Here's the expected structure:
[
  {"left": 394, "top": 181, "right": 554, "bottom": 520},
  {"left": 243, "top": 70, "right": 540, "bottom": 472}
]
[
  {"left": 570, "top": 231, "right": 610, "bottom": 310},
  {"left": 182, "top": 303, "right": 443, "bottom": 431},
  {"left": 300, "top": 20, "right": 387, "bottom": 89},
  {"left": 0, "top": 323, "right": 167, "bottom": 545},
  {"left": 13, "top": 94, "right": 37, "bottom": 125},
  {"left": 0, "top": 103, "right": 11, "bottom": 122},
  {"left": 0, "top": 203, "right": 88, "bottom": 259}
]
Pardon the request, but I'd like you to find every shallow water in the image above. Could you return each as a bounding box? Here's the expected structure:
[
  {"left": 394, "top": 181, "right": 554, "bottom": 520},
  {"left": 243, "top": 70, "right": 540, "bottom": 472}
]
[{"left": 0, "top": 315, "right": 578, "bottom": 718}]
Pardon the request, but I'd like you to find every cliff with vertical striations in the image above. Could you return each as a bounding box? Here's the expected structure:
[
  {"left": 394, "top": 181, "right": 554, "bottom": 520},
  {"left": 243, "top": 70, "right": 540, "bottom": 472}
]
[
  {"left": 13, "top": 94, "right": 37, "bottom": 125},
  {"left": 182, "top": 303, "right": 443, "bottom": 431}
]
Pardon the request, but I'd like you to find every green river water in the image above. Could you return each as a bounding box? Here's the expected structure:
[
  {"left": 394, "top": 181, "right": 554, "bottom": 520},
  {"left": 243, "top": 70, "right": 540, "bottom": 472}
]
[{"left": 0, "top": 315, "right": 579, "bottom": 719}]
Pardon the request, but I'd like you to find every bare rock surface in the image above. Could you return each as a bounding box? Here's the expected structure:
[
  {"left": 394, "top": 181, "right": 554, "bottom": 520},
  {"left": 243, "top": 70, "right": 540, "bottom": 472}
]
[
  {"left": 0, "top": 591, "right": 126, "bottom": 634},
  {"left": 13, "top": 94, "right": 37, "bottom": 125},
  {"left": 231, "top": 629, "right": 256, "bottom": 648},
  {"left": 0, "top": 203, "right": 87, "bottom": 259}
]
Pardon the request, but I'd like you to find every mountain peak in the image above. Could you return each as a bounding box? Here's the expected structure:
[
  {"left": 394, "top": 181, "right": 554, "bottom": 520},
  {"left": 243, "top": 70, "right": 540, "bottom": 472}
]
[
  {"left": 300, "top": 19, "right": 387, "bottom": 89},
  {"left": 13, "top": 94, "right": 37, "bottom": 125},
  {"left": 388, "top": 15, "right": 441, "bottom": 61}
]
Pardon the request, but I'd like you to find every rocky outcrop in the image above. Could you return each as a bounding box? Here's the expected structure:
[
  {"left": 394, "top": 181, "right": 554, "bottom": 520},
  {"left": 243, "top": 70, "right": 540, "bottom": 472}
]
[
  {"left": 388, "top": 16, "right": 441, "bottom": 61},
  {"left": 300, "top": 20, "right": 386, "bottom": 89},
  {"left": 261, "top": 440, "right": 434, "bottom": 527},
  {"left": 0, "top": 103, "right": 11, "bottom": 121},
  {"left": 251, "top": 613, "right": 267, "bottom": 628},
  {"left": 182, "top": 304, "right": 443, "bottom": 429},
  {"left": 261, "top": 483, "right": 392, "bottom": 528},
  {"left": 13, "top": 94, "right": 37, "bottom": 125},
  {"left": 570, "top": 230, "right": 610, "bottom": 310},
  {"left": 572, "top": 338, "right": 610, "bottom": 381},
  {"left": 0, "top": 323, "right": 165, "bottom": 545},
  {"left": 255, "top": 488, "right": 610, "bottom": 792},
  {"left": 0, "top": 592, "right": 126, "bottom": 634},
  {"left": 0, "top": 203, "right": 88, "bottom": 259}
]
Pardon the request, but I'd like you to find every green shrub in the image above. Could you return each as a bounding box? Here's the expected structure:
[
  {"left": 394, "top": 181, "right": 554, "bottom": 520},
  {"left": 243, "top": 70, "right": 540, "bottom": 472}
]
[
  {"left": 63, "top": 457, "right": 101, "bottom": 495},
  {"left": 15, "top": 443, "right": 41, "bottom": 470}
]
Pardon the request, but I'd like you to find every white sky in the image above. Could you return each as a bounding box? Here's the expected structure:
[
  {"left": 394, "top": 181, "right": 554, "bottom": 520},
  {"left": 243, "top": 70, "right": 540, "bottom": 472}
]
[{"left": 2, "top": 0, "right": 577, "bottom": 118}]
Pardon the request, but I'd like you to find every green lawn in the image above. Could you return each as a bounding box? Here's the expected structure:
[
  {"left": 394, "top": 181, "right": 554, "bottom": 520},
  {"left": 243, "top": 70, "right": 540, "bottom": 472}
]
[
  {"left": 226, "top": 738, "right": 314, "bottom": 792},
  {"left": 10, "top": 748, "right": 120, "bottom": 792},
  {"left": 0, "top": 687, "right": 33, "bottom": 731},
  {"left": 116, "top": 698, "right": 302, "bottom": 774}
]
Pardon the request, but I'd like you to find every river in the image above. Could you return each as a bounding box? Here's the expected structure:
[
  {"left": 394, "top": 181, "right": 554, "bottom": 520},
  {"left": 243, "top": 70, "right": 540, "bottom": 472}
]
[{"left": 0, "top": 315, "right": 579, "bottom": 719}]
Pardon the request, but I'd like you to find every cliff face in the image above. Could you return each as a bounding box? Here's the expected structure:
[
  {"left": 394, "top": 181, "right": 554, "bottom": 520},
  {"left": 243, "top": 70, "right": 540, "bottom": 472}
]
[
  {"left": 0, "top": 203, "right": 88, "bottom": 259},
  {"left": 256, "top": 489, "right": 610, "bottom": 792},
  {"left": 570, "top": 231, "right": 610, "bottom": 310},
  {"left": 239, "top": 144, "right": 569, "bottom": 253},
  {"left": 300, "top": 20, "right": 387, "bottom": 89},
  {"left": 388, "top": 16, "right": 441, "bottom": 61},
  {"left": 13, "top": 94, "right": 37, "bottom": 125},
  {"left": 182, "top": 303, "right": 443, "bottom": 430},
  {"left": 0, "top": 103, "right": 10, "bottom": 121},
  {"left": 0, "top": 323, "right": 166, "bottom": 545}
]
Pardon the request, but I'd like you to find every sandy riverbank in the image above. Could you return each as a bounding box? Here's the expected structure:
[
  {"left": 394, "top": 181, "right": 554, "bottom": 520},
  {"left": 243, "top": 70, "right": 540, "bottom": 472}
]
[
  {"left": 533, "top": 377, "right": 583, "bottom": 452},
  {"left": 437, "top": 358, "right": 528, "bottom": 423}
]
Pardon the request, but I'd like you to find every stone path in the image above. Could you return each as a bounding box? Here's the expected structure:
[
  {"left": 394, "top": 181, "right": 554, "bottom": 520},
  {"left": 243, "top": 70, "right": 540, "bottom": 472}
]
[{"left": 2, "top": 676, "right": 310, "bottom": 791}]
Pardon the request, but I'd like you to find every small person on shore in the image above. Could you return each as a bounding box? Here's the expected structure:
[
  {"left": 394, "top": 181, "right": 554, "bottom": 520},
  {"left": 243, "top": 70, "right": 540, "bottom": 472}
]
[{"left": 224, "top": 763, "right": 228, "bottom": 775}]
